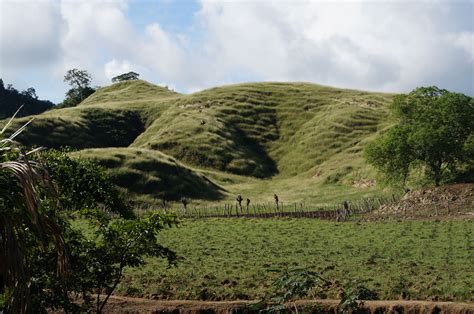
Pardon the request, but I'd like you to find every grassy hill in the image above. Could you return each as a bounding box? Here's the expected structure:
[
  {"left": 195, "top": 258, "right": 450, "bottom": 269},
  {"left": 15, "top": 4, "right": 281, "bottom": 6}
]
[
  {"left": 73, "top": 148, "right": 225, "bottom": 203},
  {"left": 1, "top": 80, "right": 397, "bottom": 204},
  {"left": 6, "top": 107, "right": 145, "bottom": 148}
]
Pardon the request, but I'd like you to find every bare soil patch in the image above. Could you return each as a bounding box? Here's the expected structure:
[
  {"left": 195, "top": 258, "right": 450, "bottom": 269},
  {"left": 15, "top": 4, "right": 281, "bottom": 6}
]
[
  {"left": 102, "top": 296, "right": 474, "bottom": 313},
  {"left": 373, "top": 183, "right": 474, "bottom": 219}
]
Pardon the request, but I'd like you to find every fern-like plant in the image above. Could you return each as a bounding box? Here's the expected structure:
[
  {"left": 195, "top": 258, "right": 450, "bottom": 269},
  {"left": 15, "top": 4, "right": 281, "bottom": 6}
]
[{"left": 0, "top": 107, "right": 68, "bottom": 312}]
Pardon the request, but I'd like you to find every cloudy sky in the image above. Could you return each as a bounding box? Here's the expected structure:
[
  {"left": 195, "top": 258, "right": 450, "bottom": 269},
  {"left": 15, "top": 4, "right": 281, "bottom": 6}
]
[{"left": 1, "top": 0, "right": 473, "bottom": 103}]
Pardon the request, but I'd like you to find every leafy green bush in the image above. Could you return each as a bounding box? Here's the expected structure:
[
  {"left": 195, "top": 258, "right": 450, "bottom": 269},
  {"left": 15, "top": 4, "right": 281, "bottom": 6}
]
[
  {"left": 39, "top": 149, "right": 134, "bottom": 218},
  {"left": 1, "top": 120, "right": 176, "bottom": 313},
  {"left": 339, "top": 281, "right": 379, "bottom": 313},
  {"left": 251, "top": 268, "right": 378, "bottom": 313},
  {"left": 29, "top": 210, "right": 178, "bottom": 312},
  {"left": 365, "top": 86, "right": 474, "bottom": 186}
]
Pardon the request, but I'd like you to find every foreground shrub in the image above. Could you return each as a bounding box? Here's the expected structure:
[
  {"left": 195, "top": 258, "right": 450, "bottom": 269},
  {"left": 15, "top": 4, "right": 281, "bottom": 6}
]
[
  {"left": 39, "top": 149, "right": 134, "bottom": 218},
  {"left": 1, "top": 114, "right": 177, "bottom": 312}
]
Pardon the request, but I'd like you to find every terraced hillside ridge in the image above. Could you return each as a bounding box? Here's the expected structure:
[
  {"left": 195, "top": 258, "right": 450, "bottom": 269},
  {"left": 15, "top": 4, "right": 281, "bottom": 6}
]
[
  {"left": 74, "top": 148, "right": 225, "bottom": 202},
  {"left": 130, "top": 82, "right": 394, "bottom": 180},
  {"left": 2, "top": 80, "right": 397, "bottom": 203}
]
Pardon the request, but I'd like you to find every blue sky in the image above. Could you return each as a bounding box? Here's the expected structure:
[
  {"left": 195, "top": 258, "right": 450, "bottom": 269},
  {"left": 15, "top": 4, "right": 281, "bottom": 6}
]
[
  {"left": 1, "top": 0, "right": 473, "bottom": 103},
  {"left": 128, "top": 0, "right": 200, "bottom": 34}
]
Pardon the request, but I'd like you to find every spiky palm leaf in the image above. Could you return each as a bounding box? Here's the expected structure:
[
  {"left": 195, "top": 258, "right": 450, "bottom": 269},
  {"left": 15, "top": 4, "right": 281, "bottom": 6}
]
[{"left": 0, "top": 108, "right": 68, "bottom": 313}]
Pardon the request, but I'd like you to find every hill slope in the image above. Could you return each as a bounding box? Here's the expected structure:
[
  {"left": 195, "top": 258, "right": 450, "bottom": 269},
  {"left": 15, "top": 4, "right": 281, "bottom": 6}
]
[
  {"left": 131, "top": 82, "right": 393, "bottom": 179},
  {"left": 74, "top": 148, "right": 225, "bottom": 202},
  {"left": 1, "top": 80, "right": 396, "bottom": 204}
]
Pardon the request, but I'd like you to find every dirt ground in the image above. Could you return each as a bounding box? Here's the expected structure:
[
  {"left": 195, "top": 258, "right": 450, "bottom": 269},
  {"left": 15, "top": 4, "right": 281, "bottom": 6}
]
[
  {"left": 101, "top": 295, "right": 474, "bottom": 313},
  {"left": 373, "top": 183, "right": 474, "bottom": 219}
]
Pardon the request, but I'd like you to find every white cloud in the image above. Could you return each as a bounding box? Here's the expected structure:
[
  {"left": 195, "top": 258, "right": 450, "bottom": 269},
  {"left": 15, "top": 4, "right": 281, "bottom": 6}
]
[
  {"left": 447, "top": 32, "right": 474, "bottom": 62},
  {"left": 56, "top": 0, "right": 136, "bottom": 84},
  {"left": 0, "top": 0, "right": 63, "bottom": 68},
  {"left": 140, "top": 23, "right": 189, "bottom": 81},
  {"left": 195, "top": 0, "right": 473, "bottom": 94},
  {"left": 104, "top": 59, "right": 134, "bottom": 80},
  {"left": 0, "top": 0, "right": 472, "bottom": 102}
]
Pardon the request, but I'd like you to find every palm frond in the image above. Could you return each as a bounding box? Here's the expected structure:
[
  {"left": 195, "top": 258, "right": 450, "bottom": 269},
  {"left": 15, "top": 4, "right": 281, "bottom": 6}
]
[
  {"left": 0, "top": 105, "right": 23, "bottom": 135},
  {"left": 0, "top": 109, "right": 68, "bottom": 312}
]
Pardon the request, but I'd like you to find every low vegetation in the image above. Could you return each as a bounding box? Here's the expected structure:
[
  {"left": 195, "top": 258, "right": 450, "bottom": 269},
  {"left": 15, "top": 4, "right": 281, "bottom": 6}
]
[
  {"left": 119, "top": 218, "right": 474, "bottom": 302},
  {"left": 3, "top": 107, "right": 145, "bottom": 149},
  {"left": 0, "top": 79, "right": 401, "bottom": 205},
  {"left": 1, "top": 78, "right": 472, "bottom": 312},
  {"left": 131, "top": 82, "right": 392, "bottom": 179}
]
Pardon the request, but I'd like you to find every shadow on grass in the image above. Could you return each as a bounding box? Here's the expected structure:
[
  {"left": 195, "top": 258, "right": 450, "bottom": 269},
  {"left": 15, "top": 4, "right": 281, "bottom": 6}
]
[
  {"left": 11, "top": 108, "right": 145, "bottom": 149},
  {"left": 90, "top": 149, "right": 226, "bottom": 202}
]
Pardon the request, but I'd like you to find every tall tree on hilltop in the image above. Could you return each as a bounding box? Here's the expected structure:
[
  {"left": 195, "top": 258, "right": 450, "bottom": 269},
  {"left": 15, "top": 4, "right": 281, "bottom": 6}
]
[
  {"left": 60, "top": 69, "right": 96, "bottom": 108},
  {"left": 111, "top": 72, "right": 140, "bottom": 83}
]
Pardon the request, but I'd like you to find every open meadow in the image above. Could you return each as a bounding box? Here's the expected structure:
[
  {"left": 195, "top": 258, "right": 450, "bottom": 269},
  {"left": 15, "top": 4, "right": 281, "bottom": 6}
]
[{"left": 116, "top": 218, "right": 474, "bottom": 302}]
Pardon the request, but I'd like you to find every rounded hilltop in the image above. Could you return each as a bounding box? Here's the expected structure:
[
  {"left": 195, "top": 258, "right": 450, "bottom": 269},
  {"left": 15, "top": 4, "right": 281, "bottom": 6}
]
[{"left": 80, "top": 79, "right": 180, "bottom": 106}]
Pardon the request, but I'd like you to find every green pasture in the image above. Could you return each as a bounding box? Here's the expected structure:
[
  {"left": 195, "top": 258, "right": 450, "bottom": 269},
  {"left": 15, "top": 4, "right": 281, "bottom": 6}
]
[{"left": 117, "top": 218, "right": 474, "bottom": 302}]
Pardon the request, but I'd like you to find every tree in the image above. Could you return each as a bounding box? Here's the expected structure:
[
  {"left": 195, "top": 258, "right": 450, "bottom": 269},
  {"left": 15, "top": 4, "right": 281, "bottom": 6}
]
[
  {"left": 111, "top": 72, "right": 139, "bottom": 83},
  {"left": 365, "top": 126, "right": 412, "bottom": 186},
  {"left": 64, "top": 69, "right": 92, "bottom": 90},
  {"left": 28, "top": 210, "right": 177, "bottom": 313},
  {"left": 21, "top": 87, "right": 37, "bottom": 99},
  {"left": 61, "top": 69, "right": 95, "bottom": 107},
  {"left": 365, "top": 86, "right": 474, "bottom": 186},
  {"left": 0, "top": 80, "right": 53, "bottom": 118},
  {"left": 40, "top": 149, "right": 135, "bottom": 218}
]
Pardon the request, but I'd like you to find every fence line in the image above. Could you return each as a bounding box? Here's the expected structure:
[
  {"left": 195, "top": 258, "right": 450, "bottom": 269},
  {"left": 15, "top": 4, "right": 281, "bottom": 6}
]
[{"left": 135, "top": 195, "right": 402, "bottom": 220}]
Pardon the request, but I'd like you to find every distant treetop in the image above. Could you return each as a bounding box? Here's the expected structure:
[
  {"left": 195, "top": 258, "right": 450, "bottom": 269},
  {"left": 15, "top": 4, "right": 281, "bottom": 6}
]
[
  {"left": 112, "top": 72, "right": 140, "bottom": 83},
  {"left": 60, "top": 68, "right": 95, "bottom": 108}
]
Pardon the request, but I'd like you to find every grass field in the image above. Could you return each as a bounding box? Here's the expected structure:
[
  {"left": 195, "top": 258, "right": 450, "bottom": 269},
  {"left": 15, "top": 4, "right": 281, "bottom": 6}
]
[{"left": 116, "top": 218, "right": 474, "bottom": 302}]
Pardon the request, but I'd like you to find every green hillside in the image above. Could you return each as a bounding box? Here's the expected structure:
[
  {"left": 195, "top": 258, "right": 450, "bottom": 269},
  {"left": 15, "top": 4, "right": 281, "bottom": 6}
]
[
  {"left": 5, "top": 107, "right": 145, "bottom": 148},
  {"left": 74, "top": 148, "right": 224, "bottom": 202},
  {"left": 131, "top": 82, "right": 394, "bottom": 178},
  {"left": 1, "top": 80, "right": 397, "bottom": 204},
  {"left": 80, "top": 80, "right": 179, "bottom": 107}
]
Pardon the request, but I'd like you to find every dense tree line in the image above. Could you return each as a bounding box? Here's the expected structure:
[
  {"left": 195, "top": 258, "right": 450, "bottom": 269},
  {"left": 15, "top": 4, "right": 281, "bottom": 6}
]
[{"left": 0, "top": 79, "right": 54, "bottom": 119}]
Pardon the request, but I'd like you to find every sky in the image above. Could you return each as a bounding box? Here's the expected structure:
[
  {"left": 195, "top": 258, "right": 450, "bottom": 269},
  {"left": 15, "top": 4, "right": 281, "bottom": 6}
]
[{"left": 0, "top": 0, "right": 473, "bottom": 103}]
